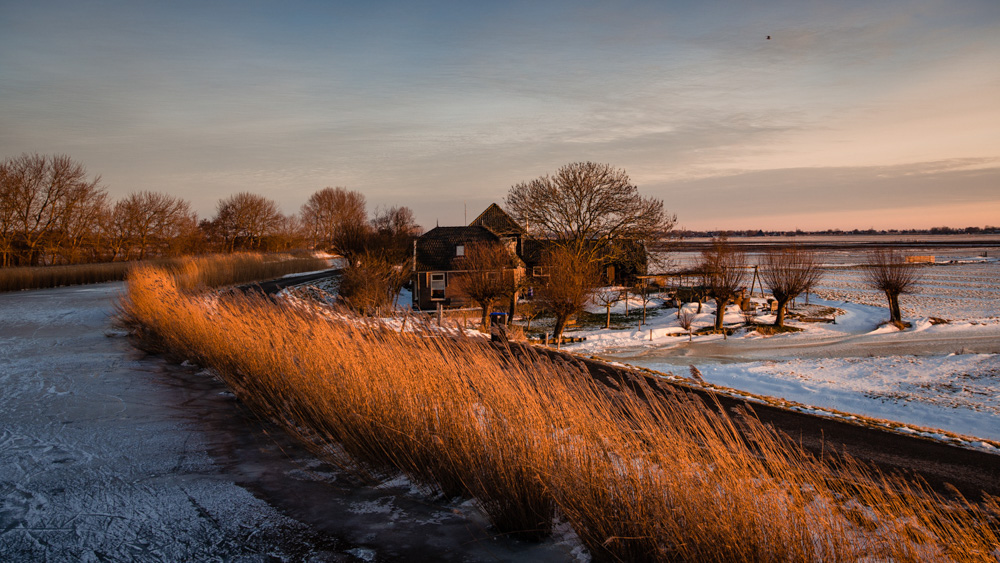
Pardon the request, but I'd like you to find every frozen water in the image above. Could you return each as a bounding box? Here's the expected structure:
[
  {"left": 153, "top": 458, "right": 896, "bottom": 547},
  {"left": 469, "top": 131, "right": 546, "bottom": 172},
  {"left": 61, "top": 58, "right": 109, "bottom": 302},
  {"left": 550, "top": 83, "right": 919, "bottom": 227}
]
[{"left": 0, "top": 284, "right": 344, "bottom": 560}]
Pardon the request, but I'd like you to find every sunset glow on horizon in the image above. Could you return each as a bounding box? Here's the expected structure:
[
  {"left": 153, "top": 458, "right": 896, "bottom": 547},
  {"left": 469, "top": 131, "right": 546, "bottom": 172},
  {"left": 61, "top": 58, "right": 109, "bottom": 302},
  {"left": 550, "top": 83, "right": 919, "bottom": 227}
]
[{"left": 2, "top": 1, "right": 998, "bottom": 231}]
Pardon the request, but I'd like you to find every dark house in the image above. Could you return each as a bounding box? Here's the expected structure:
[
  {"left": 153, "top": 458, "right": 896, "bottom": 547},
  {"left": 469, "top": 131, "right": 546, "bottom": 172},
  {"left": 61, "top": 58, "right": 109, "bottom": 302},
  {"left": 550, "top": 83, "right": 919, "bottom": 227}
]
[{"left": 410, "top": 203, "right": 646, "bottom": 310}]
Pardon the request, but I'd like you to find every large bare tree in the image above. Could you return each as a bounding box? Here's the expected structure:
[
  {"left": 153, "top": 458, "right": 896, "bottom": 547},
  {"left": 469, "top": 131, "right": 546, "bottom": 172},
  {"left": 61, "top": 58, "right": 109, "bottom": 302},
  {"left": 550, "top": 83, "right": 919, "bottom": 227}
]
[
  {"left": 505, "top": 162, "right": 675, "bottom": 266},
  {"left": 213, "top": 192, "right": 283, "bottom": 252},
  {"left": 759, "top": 246, "right": 823, "bottom": 327},
  {"left": 450, "top": 241, "right": 521, "bottom": 328},
  {"left": 0, "top": 153, "right": 105, "bottom": 266},
  {"left": 862, "top": 249, "right": 922, "bottom": 326},
  {"left": 700, "top": 235, "right": 748, "bottom": 332},
  {"left": 535, "top": 246, "right": 600, "bottom": 341},
  {"left": 301, "top": 187, "right": 367, "bottom": 252}
]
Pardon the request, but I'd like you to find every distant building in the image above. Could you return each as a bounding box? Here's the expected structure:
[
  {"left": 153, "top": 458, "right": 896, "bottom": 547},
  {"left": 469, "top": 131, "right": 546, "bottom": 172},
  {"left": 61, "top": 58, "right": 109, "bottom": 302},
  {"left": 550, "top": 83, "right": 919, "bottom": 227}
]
[{"left": 410, "top": 203, "right": 646, "bottom": 310}]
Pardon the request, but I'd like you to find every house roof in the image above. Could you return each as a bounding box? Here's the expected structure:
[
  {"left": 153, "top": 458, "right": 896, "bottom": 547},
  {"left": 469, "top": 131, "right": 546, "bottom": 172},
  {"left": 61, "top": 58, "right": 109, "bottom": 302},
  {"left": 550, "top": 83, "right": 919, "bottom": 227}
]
[
  {"left": 414, "top": 226, "right": 500, "bottom": 270},
  {"left": 469, "top": 203, "right": 525, "bottom": 237}
]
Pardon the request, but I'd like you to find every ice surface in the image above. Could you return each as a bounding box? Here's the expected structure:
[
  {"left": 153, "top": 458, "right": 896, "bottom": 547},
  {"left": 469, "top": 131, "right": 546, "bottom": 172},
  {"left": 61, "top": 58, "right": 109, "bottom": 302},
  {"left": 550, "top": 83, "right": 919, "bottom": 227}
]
[{"left": 0, "top": 284, "right": 338, "bottom": 561}]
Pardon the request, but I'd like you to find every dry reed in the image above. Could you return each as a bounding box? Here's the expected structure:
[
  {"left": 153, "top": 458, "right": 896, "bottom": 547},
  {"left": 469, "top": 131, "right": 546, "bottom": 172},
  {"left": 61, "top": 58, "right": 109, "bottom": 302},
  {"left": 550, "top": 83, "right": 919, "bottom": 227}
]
[
  {"left": 0, "top": 252, "right": 328, "bottom": 293},
  {"left": 0, "top": 261, "right": 133, "bottom": 292},
  {"left": 118, "top": 262, "right": 1000, "bottom": 561}
]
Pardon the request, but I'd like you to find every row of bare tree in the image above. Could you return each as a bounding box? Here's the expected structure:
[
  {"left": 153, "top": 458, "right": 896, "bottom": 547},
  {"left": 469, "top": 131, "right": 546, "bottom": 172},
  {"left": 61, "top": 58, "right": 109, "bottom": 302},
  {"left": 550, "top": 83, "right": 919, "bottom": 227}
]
[
  {"left": 450, "top": 234, "right": 921, "bottom": 341},
  {"left": 701, "top": 237, "right": 920, "bottom": 331},
  {"left": 1, "top": 154, "right": 419, "bottom": 267}
]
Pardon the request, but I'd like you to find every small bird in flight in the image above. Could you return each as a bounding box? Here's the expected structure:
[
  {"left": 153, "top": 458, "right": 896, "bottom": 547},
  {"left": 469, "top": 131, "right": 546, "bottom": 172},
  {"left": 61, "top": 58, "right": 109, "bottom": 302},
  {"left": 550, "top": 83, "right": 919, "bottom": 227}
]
[{"left": 767, "top": 35, "right": 771, "bottom": 40}]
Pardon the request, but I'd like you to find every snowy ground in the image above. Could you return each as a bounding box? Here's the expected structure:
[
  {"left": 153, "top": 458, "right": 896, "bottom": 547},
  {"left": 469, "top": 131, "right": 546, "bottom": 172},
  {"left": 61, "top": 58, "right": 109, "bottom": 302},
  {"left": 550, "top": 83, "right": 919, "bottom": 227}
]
[
  {"left": 0, "top": 283, "right": 583, "bottom": 562},
  {"left": 554, "top": 257, "right": 1000, "bottom": 449}
]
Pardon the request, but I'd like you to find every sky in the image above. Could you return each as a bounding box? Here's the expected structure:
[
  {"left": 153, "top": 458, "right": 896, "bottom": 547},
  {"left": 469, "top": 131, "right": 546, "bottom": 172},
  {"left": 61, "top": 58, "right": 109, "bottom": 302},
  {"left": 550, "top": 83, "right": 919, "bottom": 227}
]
[{"left": 2, "top": 0, "right": 999, "bottom": 231}]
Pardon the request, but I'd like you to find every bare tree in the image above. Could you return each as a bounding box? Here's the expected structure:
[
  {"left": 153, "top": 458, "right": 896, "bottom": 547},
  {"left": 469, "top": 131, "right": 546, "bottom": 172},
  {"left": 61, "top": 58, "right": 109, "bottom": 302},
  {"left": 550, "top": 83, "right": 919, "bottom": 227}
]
[
  {"left": 372, "top": 205, "right": 421, "bottom": 239},
  {"left": 506, "top": 162, "right": 676, "bottom": 266},
  {"left": 266, "top": 213, "right": 308, "bottom": 252},
  {"left": 759, "top": 246, "right": 823, "bottom": 328},
  {"left": 301, "top": 187, "right": 367, "bottom": 252},
  {"left": 110, "top": 191, "right": 196, "bottom": 260},
  {"left": 338, "top": 251, "right": 402, "bottom": 316},
  {"left": 862, "top": 249, "right": 922, "bottom": 326},
  {"left": 213, "top": 192, "right": 282, "bottom": 252},
  {"left": 518, "top": 299, "right": 539, "bottom": 332},
  {"left": 336, "top": 205, "right": 420, "bottom": 312},
  {"left": 371, "top": 205, "right": 422, "bottom": 263},
  {"left": 700, "top": 235, "right": 748, "bottom": 332},
  {"left": 677, "top": 306, "right": 696, "bottom": 341},
  {"left": 534, "top": 246, "right": 600, "bottom": 341},
  {"left": 449, "top": 241, "right": 521, "bottom": 328},
  {"left": 0, "top": 153, "right": 104, "bottom": 266},
  {"left": 634, "top": 279, "right": 655, "bottom": 325},
  {"left": 52, "top": 181, "right": 109, "bottom": 264},
  {"left": 592, "top": 286, "right": 622, "bottom": 329},
  {"left": 0, "top": 178, "right": 16, "bottom": 266}
]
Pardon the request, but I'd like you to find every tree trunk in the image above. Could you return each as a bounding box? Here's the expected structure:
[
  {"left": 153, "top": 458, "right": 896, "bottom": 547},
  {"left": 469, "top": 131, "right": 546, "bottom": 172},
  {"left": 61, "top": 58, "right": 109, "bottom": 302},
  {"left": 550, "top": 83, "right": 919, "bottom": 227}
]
[
  {"left": 887, "top": 291, "right": 902, "bottom": 324},
  {"left": 773, "top": 297, "right": 789, "bottom": 327},
  {"left": 480, "top": 302, "right": 492, "bottom": 330},
  {"left": 605, "top": 305, "right": 611, "bottom": 329},
  {"left": 553, "top": 314, "right": 568, "bottom": 342},
  {"left": 714, "top": 297, "right": 728, "bottom": 331}
]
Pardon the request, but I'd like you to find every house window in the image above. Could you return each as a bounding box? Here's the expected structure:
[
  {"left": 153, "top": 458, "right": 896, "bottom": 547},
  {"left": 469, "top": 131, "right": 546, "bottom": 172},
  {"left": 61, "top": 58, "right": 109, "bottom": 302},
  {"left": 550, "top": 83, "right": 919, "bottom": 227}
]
[
  {"left": 455, "top": 245, "right": 464, "bottom": 257},
  {"left": 532, "top": 266, "right": 545, "bottom": 277},
  {"left": 430, "top": 273, "right": 446, "bottom": 300}
]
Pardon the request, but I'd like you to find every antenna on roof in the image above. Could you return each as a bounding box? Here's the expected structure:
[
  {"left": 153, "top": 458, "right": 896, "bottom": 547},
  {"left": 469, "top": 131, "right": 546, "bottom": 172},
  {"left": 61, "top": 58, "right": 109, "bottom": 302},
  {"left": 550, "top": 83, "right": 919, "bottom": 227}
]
[{"left": 464, "top": 202, "right": 467, "bottom": 224}]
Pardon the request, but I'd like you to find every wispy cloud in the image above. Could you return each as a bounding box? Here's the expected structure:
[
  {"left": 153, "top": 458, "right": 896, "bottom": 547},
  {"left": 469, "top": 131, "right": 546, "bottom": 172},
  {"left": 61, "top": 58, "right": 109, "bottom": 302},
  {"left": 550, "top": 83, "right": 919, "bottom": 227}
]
[{"left": 1, "top": 0, "right": 998, "bottom": 229}]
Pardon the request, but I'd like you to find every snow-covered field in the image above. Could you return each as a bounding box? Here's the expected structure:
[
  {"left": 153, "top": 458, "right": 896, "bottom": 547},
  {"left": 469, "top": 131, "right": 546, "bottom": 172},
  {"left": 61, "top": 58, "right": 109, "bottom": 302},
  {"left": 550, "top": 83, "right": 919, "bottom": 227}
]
[
  {"left": 809, "top": 258, "right": 1000, "bottom": 320},
  {"left": 557, "top": 256, "right": 1000, "bottom": 450}
]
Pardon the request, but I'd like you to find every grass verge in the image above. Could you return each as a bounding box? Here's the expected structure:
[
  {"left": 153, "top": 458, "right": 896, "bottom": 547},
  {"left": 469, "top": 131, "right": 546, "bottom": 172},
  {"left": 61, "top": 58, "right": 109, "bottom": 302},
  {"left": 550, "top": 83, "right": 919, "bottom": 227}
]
[{"left": 118, "top": 262, "right": 1000, "bottom": 561}]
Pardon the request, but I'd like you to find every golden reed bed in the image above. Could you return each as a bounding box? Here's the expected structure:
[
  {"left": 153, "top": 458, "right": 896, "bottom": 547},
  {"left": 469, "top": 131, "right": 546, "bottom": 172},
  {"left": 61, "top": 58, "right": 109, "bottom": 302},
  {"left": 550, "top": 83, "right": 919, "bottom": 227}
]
[{"left": 118, "top": 260, "right": 999, "bottom": 562}]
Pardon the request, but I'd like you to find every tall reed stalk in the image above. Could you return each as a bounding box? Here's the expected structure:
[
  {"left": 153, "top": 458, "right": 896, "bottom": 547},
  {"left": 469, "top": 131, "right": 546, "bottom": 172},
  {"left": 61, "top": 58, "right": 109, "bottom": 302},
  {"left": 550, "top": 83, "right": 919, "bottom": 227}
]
[
  {"left": 0, "top": 252, "right": 328, "bottom": 293},
  {"left": 118, "top": 262, "right": 1000, "bottom": 561}
]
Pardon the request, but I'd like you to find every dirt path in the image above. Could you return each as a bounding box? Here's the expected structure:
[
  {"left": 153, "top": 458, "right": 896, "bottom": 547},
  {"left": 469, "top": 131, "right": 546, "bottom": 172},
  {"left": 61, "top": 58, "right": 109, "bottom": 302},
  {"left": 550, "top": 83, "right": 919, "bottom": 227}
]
[{"left": 613, "top": 326, "right": 1000, "bottom": 365}]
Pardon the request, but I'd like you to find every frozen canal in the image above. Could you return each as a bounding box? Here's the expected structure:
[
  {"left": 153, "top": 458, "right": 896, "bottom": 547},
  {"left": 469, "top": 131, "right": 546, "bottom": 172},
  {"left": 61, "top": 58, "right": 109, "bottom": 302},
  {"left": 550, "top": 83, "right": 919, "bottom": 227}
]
[{"left": 0, "top": 284, "right": 580, "bottom": 562}]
